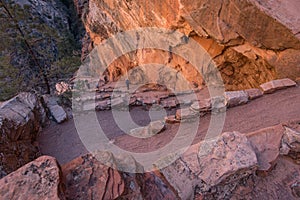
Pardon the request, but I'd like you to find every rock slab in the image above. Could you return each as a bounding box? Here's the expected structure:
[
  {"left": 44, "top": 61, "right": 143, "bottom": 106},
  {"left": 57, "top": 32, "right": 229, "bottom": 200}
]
[{"left": 0, "top": 156, "right": 65, "bottom": 200}]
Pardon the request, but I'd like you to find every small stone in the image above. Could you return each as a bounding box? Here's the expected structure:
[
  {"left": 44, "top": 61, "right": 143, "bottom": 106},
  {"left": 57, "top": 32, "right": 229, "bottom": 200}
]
[
  {"left": 245, "top": 88, "right": 263, "bottom": 100},
  {"left": 190, "top": 99, "right": 211, "bottom": 112},
  {"left": 175, "top": 108, "right": 199, "bottom": 120},
  {"left": 165, "top": 115, "right": 180, "bottom": 124},
  {"left": 49, "top": 105, "right": 67, "bottom": 123},
  {"left": 224, "top": 90, "right": 249, "bottom": 107}
]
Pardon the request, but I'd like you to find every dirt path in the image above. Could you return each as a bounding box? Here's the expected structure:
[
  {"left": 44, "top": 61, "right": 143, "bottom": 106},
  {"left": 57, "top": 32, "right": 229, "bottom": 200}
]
[{"left": 38, "top": 85, "right": 300, "bottom": 164}]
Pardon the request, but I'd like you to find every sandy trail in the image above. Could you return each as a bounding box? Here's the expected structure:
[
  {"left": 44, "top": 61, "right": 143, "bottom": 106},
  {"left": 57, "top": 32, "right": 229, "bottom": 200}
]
[{"left": 38, "top": 85, "right": 300, "bottom": 164}]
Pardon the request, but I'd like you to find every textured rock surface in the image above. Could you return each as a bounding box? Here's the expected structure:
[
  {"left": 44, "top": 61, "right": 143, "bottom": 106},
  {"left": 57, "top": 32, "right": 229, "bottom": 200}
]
[
  {"left": 0, "top": 156, "right": 65, "bottom": 200},
  {"left": 260, "top": 78, "right": 297, "bottom": 94},
  {"left": 62, "top": 153, "right": 177, "bottom": 200},
  {"left": 62, "top": 154, "right": 125, "bottom": 200},
  {"left": 224, "top": 90, "right": 249, "bottom": 107},
  {"left": 80, "top": 0, "right": 300, "bottom": 91},
  {"left": 245, "top": 88, "right": 263, "bottom": 100},
  {"left": 43, "top": 95, "right": 67, "bottom": 124},
  {"left": 246, "top": 125, "right": 284, "bottom": 172},
  {"left": 160, "top": 131, "right": 258, "bottom": 199},
  {"left": 198, "top": 132, "right": 257, "bottom": 186},
  {"left": 0, "top": 93, "right": 45, "bottom": 177}
]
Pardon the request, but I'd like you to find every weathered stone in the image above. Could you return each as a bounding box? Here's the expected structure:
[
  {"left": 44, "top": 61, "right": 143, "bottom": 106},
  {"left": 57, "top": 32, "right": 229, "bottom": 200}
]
[
  {"left": 245, "top": 88, "right": 263, "bottom": 100},
  {"left": 148, "top": 120, "right": 166, "bottom": 135},
  {"left": 48, "top": 105, "right": 67, "bottom": 123},
  {"left": 260, "top": 78, "right": 297, "bottom": 94},
  {"left": 175, "top": 108, "right": 199, "bottom": 120},
  {"left": 198, "top": 132, "right": 258, "bottom": 187},
  {"left": 190, "top": 98, "right": 211, "bottom": 112},
  {"left": 161, "top": 99, "right": 178, "bottom": 109},
  {"left": 0, "top": 93, "right": 45, "bottom": 176},
  {"left": 0, "top": 156, "right": 65, "bottom": 200},
  {"left": 55, "top": 81, "right": 70, "bottom": 95},
  {"left": 211, "top": 96, "right": 227, "bottom": 113},
  {"left": 129, "top": 120, "right": 165, "bottom": 138},
  {"left": 246, "top": 125, "right": 284, "bottom": 172},
  {"left": 224, "top": 91, "right": 249, "bottom": 107},
  {"left": 165, "top": 115, "right": 180, "bottom": 124},
  {"left": 280, "top": 127, "right": 300, "bottom": 159},
  {"left": 111, "top": 97, "right": 126, "bottom": 108},
  {"left": 43, "top": 95, "right": 67, "bottom": 123},
  {"left": 81, "top": 0, "right": 300, "bottom": 91},
  {"left": 291, "top": 181, "right": 300, "bottom": 198},
  {"left": 95, "top": 100, "right": 111, "bottom": 111},
  {"left": 62, "top": 154, "right": 124, "bottom": 200}
]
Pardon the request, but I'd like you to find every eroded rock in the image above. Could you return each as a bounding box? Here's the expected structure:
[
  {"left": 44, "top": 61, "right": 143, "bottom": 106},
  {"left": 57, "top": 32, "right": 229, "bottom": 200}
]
[
  {"left": 246, "top": 125, "right": 284, "bottom": 172},
  {"left": 245, "top": 88, "right": 263, "bottom": 100},
  {"left": 198, "top": 132, "right": 258, "bottom": 187},
  {"left": 224, "top": 91, "right": 249, "bottom": 107},
  {"left": 260, "top": 78, "right": 297, "bottom": 94},
  {"left": 0, "top": 93, "right": 45, "bottom": 176},
  {"left": 0, "top": 156, "right": 65, "bottom": 200}
]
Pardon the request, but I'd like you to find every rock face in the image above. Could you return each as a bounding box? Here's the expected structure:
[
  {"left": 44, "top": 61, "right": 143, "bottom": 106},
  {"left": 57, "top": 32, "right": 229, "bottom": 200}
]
[
  {"left": 0, "top": 156, "right": 65, "bottom": 200},
  {"left": 0, "top": 93, "right": 45, "bottom": 177},
  {"left": 81, "top": 0, "right": 300, "bottom": 91}
]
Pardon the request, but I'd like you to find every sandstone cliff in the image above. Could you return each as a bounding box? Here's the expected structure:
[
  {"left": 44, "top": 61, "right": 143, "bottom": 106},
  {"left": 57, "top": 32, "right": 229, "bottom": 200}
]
[{"left": 80, "top": 0, "right": 300, "bottom": 90}]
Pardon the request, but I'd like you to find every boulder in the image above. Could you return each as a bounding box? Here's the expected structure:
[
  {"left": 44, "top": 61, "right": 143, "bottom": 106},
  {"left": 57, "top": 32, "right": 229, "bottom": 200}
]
[
  {"left": 260, "top": 78, "right": 297, "bottom": 94},
  {"left": 280, "top": 126, "right": 300, "bottom": 163},
  {"left": 62, "top": 153, "right": 177, "bottom": 199},
  {"left": 0, "top": 156, "right": 65, "bottom": 200},
  {"left": 224, "top": 91, "right": 249, "bottom": 107},
  {"left": 43, "top": 95, "right": 67, "bottom": 123},
  {"left": 0, "top": 93, "right": 45, "bottom": 176},
  {"left": 246, "top": 125, "right": 284, "bottom": 172},
  {"left": 245, "top": 88, "right": 263, "bottom": 100},
  {"left": 62, "top": 154, "right": 125, "bottom": 200},
  {"left": 159, "top": 131, "right": 258, "bottom": 199},
  {"left": 198, "top": 132, "right": 258, "bottom": 187},
  {"left": 48, "top": 105, "right": 67, "bottom": 123},
  {"left": 129, "top": 120, "right": 165, "bottom": 138}
]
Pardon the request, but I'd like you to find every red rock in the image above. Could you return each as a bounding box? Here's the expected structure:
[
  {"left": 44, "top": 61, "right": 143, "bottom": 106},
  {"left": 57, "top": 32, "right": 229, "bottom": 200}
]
[
  {"left": 165, "top": 115, "right": 180, "bottom": 124},
  {"left": 0, "top": 156, "right": 65, "bottom": 200},
  {"left": 62, "top": 154, "right": 125, "bottom": 200},
  {"left": 245, "top": 88, "right": 263, "bottom": 100},
  {"left": 246, "top": 125, "right": 284, "bottom": 172},
  {"left": 224, "top": 91, "right": 249, "bottom": 107},
  {"left": 175, "top": 108, "right": 199, "bottom": 120},
  {"left": 260, "top": 78, "right": 297, "bottom": 94}
]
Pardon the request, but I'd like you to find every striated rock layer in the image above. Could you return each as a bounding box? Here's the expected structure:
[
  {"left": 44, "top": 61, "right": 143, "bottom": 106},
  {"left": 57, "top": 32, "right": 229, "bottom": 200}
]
[{"left": 79, "top": 0, "right": 300, "bottom": 90}]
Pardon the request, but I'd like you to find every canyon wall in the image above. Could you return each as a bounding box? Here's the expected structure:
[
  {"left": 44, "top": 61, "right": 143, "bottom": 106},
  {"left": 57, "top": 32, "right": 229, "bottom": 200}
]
[{"left": 79, "top": 0, "right": 300, "bottom": 90}]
